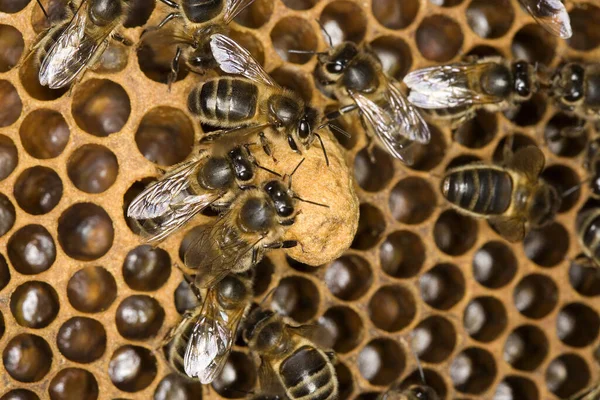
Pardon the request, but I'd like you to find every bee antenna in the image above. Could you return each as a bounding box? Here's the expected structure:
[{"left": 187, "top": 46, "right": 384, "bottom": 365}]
[
  {"left": 287, "top": 49, "right": 327, "bottom": 55},
  {"left": 253, "top": 162, "right": 282, "bottom": 178},
  {"left": 293, "top": 195, "right": 329, "bottom": 208},
  {"left": 35, "top": 0, "right": 49, "bottom": 19},
  {"left": 562, "top": 177, "right": 591, "bottom": 198},
  {"left": 314, "top": 132, "right": 330, "bottom": 167},
  {"left": 402, "top": 336, "right": 427, "bottom": 386},
  {"left": 315, "top": 19, "right": 333, "bottom": 48},
  {"left": 259, "top": 286, "right": 278, "bottom": 307},
  {"left": 326, "top": 122, "right": 351, "bottom": 138},
  {"left": 287, "top": 158, "right": 306, "bottom": 190}
]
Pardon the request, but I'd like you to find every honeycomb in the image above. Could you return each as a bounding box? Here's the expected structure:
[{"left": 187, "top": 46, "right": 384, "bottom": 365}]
[{"left": 0, "top": 0, "right": 599, "bottom": 399}]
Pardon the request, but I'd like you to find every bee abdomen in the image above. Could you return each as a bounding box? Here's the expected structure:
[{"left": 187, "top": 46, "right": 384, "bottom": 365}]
[
  {"left": 280, "top": 346, "right": 337, "bottom": 400},
  {"left": 442, "top": 168, "right": 512, "bottom": 215},
  {"left": 188, "top": 79, "right": 258, "bottom": 125},
  {"left": 183, "top": 0, "right": 223, "bottom": 23}
]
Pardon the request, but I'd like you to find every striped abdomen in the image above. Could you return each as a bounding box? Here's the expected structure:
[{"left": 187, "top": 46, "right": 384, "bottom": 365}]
[
  {"left": 579, "top": 211, "right": 600, "bottom": 263},
  {"left": 188, "top": 78, "right": 259, "bottom": 126},
  {"left": 442, "top": 167, "right": 513, "bottom": 215},
  {"left": 280, "top": 346, "right": 338, "bottom": 400}
]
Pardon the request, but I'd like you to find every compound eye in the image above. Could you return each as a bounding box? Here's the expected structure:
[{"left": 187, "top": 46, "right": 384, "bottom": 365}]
[
  {"left": 298, "top": 120, "right": 311, "bottom": 139},
  {"left": 326, "top": 62, "right": 343, "bottom": 74}
]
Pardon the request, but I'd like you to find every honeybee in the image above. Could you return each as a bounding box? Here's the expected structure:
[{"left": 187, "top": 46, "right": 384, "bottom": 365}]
[
  {"left": 26, "top": 0, "right": 133, "bottom": 89},
  {"left": 441, "top": 145, "right": 561, "bottom": 242},
  {"left": 184, "top": 160, "right": 327, "bottom": 288},
  {"left": 164, "top": 271, "right": 253, "bottom": 383},
  {"left": 518, "top": 0, "right": 572, "bottom": 39},
  {"left": 575, "top": 208, "right": 600, "bottom": 268},
  {"left": 142, "top": 0, "right": 256, "bottom": 88},
  {"left": 242, "top": 306, "right": 338, "bottom": 400},
  {"left": 127, "top": 125, "right": 277, "bottom": 244},
  {"left": 311, "top": 39, "right": 430, "bottom": 165},
  {"left": 205, "top": 34, "right": 331, "bottom": 165},
  {"left": 404, "top": 58, "right": 539, "bottom": 128},
  {"left": 568, "top": 382, "right": 600, "bottom": 400},
  {"left": 552, "top": 63, "right": 600, "bottom": 121},
  {"left": 379, "top": 385, "right": 439, "bottom": 400}
]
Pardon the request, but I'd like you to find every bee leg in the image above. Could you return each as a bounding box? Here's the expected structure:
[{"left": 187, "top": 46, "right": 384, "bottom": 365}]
[
  {"left": 263, "top": 240, "right": 298, "bottom": 250},
  {"left": 325, "top": 104, "right": 359, "bottom": 121},
  {"left": 259, "top": 132, "right": 277, "bottom": 163},
  {"left": 112, "top": 32, "right": 132, "bottom": 46},
  {"left": 158, "top": 0, "right": 180, "bottom": 8},
  {"left": 143, "top": 12, "right": 182, "bottom": 36},
  {"left": 167, "top": 46, "right": 182, "bottom": 92}
]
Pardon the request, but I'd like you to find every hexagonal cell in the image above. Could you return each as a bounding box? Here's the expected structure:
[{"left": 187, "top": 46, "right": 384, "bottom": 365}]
[
  {"left": 466, "top": 0, "right": 514, "bottom": 39},
  {"left": 252, "top": 257, "right": 274, "bottom": 296},
  {"left": 153, "top": 373, "right": 203, "bottom": 400},
  {"left": 372, "top": 0, "right": 419, "bottom": 29},
  {"left": 369, "top": 36, "right": 412, "bottom": 80},
  {"left": 465, "top": 44, "right": 504, "bottom": 58},
  {"left": 513, "top": 273, "right": 558, "bottom": 319},
  {"left": 271, "top": 17, "right": 318, "bottom": 64},
  {"left": 545, "top": 354, "right": 590, "bottom": 398},
  {"left": 137, "top": 34, "right": 189, "bottom": 85},
  {"left": 407, "top": 124, "right": 447, "bottom": 171},
  {"left": 57, "top": 317, "right": 106, "bottom": 363},
  {"left": 67, "top": 144, "right": 118, "bottom": 193},
  {"left": 72, "top": 79, "right": 131, "bottom": 137},
  {"left": 351, "top": 203, "right": 386, "bottom": 250},
  {"left": 116, "top": 295, "right": 165, "bottom": 340},
  {"left": 503, "top": 92, "right": 547, "bottom": 127},
  {"left": 420, "top": 263, "right": 466, "bottom": 310},
  {"left": 450, "top": 347, "right": 497, "bottom": 395},
  {"left": 354, "top": 147, "right": 394, "bottom": 192},
  {"left": 453, "top": 110, "right": 497, "bottom": 149},
  {"left": 335, "top": 362, "right": 354, "bottom": 400},
  {"left": 280, "top": 0, "right": 316, "bottom": 9},
  {"left": 0, "top": 80, "right": 22, "bottom": 127},
  {"left": 0, "top": 193, "right": 15, "bottom": 238},
  {"left": 523, "top": 222, "right": 569, "bottom": 267},
  {"left": 10, "top": 281, "right": 59, "bottom": 329},
  {"left": 445, "top": 154, "right": 482, "bottom": 170},
  {"left": 7, "top": 225, "right": 56, "bottom": 275},
  {"left": 270, "top": 67, "right": 313, "bottom": 103},
  {"left": 233, "top": 0, "right": 272, "bottom": 28},
  {"left": 212, "top": 351, "right": 257, "bottom": 398},
  {"left": 19, "top": 109, "right": 69, "bottom": 159},
  {"left": 557, "top": 302, "right": 600, "bottom": 348},
  {"left": 569, "top": 258, "right": 600, "bottom": 296},
  {"left": 13, "top": 166, "right": 63, "bottom": 215},
  {"left": 503, "top": 324, "right": 549, "bottom": 371},
  {"left": 568, "top": 4, "right": 600, "bottom": 51},
  {"left": 3, "top": 334, "right": 52, "bottom": 382},
  {"left": 48, "top": 368, "right": 98, "bottom": 400},
  {"left": 412, "top": 315, "right": 456, "bottom": 363},
  {"left": 286, "top": 255, "right": 317, "bottom": 273},
  {"left": 541, "top": 165, "right": 580, "bottom": 212},
  {"left": 58, "top": 203, "right": 114, "bottom": 261},
  {"left": 472, "top": 241, "right": 517, "bottom": 289},
  {"left": 511, "top": 24, "right": 556, "bottom": 64},
  {"left": 434, "top": 210, "right": 478, "bottom": 256},
  {"left": 318, "top": 306, "right": 363, "bottom": 353},
  {"left": 0, "top": 25, "right": 24, "bottom": 72},
  {"left": 174, "top": 280, "right": 201, "bottom": 315},
  {"left": 544, "top": 112, "right": 588, "bottom": 158},
  {"left": 0, "top": 389, "right": 40, "bottom": 400},
  {"left": 319, "top": 1, "right": 367, "bottom": 45},
  {"left": 0, "top": 0, "right": 29, "bottom": 12},
  {"left": 400, "top": 369, "right": 447, "bottom": 399},
  {"left": 228, "top": 29, "right": 265, "bottom": 66},
  {"left": 493, "top": 376, "right": 538, "bottom": 400},
  {"left": 389, "top": 177, "right": 436, "bottom": 225},
  {"left": 271, "top": 276, "right": 319, "bottom": 323},
  {"left": 325, "top": 254, "right": 373, "bottom": 301},
  {"left": 463, "top": 296, "right": 507, "bottom": 342},
  {"left": 67, "top": 266, "right": 117, "bottom": 313},
  {"left": 0, "top": 254, "right": 10, "bottom": 291},
  {"left": 368, "top": 285, "right": 416, "bottom": 332},
  {"left": 358, "top": 338, "right": 405, "bottom": 386},
  {"left": 379, "top": 230, "right": 425, "bottom": 279},
  {"left": 135, "top": 107, "right": 195, "bottom": 167},
  {"left": 416, "top": 15, "right": 463, "bottom": 62},
  {"left": 19, "top": 54, "right": 68, "bottom": 101},
  {"left": 108, "top": 345, "right": 157, "bottom": 392},
  {"left": 0, "top": 134, "right": 18, "bottom": 181},
  {"left": 122, "top": 245, "right": 171, "bottom": 291}
]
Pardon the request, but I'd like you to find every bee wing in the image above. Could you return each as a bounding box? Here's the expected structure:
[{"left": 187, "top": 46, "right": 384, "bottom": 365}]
[
  {"left": 210, "top": 33, "right": 279, "bottom": 88},
  {"left": 184, "top": 294, "right": 234, "bottom": 383},
  {"left": 384, "top": 77, "right": 431, "bottom": 144},
  {"left": 350, "top": 91, "right": 416, "bottom": 165},
  {"left": 127, "top": 154, "right": 205, "bottom": 219},
  {"left": 258, "top": 359, "right": 286, "bottom": 396},
  {"left": 39, "top": 2, "right": 110, "bottom": 89},
  {"left": 488, "top": 216, "right": 526, "bottom": 242},
  {"left": 518, "top": 0, "right": 572, "bottom": 39},
  {"left": 507, "top": 146, "right": 546, "bottom": 181},
  {"left": 403, "top": 63, "right": 505, "bottom": 109},
  {"left": 223, "top": 0, "right": 257, "bottom": 24},
  {"left": 569, "top": 384, "right": 600, "bottom": 400}
]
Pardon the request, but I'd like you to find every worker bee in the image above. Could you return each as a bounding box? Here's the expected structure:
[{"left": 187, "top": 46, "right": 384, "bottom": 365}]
[
  {"left": 552, "top": 63, "right": 600, "bottom": 121},
  {"left": 204, "top": 34, "right": 331, "bottom": 165},
  {"left": 379, "top": 385, "right": 439, "bottom": 400},
  {"left": 184, "top": 159, "right": 327, "bottom": 288},
  {"left": 26, "top": 0, "right": 133, "bottom": 89},
  {"left": 242, "top": 306, "right": 338, "bottom": 400},
  {"left": 126, "top": 125, "right": 278, "bottom": 244},
  {"left": 141, "top": 0, "right": 256, "bottom": 88},
  {"left": 164, "top": 271, "right": 253, "bottom": 383},
  {"left": 568, "top": 382, "right": 600, "bottom": 400},
  {"left": 441, "top": 145, "right": 561, "bottom": 242},
  {"left": 311, "top": 38, "right": 430, "bottom": 165},
  {"left": 518, "top": 0, "right": 572, "bottom": 39},
  {"left": 404, "top": 58, "right": 539, "bottom": 128}
]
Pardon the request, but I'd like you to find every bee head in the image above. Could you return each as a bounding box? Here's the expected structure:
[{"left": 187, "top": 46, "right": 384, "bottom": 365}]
[
  {"left": 296, "top": 107, "right": 319, "bottom": 147},
  {"left": 511, "top": 61, "right": 534, "bottom": 100},
  {"left": 555, "top": 63, "right": 585, "bottom": 106},
  {"left": 216, "top": 275, "right": 250, "bottom": 310},
  {"left": 89, "top": 0, "right": 123, "bottom": 26},
  {"left": 228, "top": 146, "right": 254, "bottom": 182},
  {"left": 238, "top": 196, "right": 276, "bottom": 233},
  {"left": 264, "top": 180, "right": 295, "bottom": 218},
  {"left": 528, "top": 182, "right": 561, "bottom": 228},
  {"left": 318, "top": 42, "right": 359, "bottom": 81}
]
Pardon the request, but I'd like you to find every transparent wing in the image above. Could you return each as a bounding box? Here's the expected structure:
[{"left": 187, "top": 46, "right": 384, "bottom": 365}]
[
  {"left": 223, "top": 0, "right": 257, "bottom": 24},
  {"left": 507, "top": 145, "right": 545, "bottom": 181},
  {"left": 210, "top": 33, "right": 278, "bottom": 87},
  {"left": 569, "top": 383, "right": 600, "bottom": 400},
  {"left": 488, "top": 216, "right": 526, "bottom": 243},
  {"left": 127, "top": 154, "right": 206, "bottom": 220},
  {"left": 518, "top": 0, "right": 572, "bottom": 39},
  {"left": 184, "top": 293, "right": 234, "bottom": 383},
  {"left": 384, "top": 77, "right": 431, "bottom": 144},
  {"left": 351, "top": 91, "right": 416, "bottom": 165},
  {"left": 403, "top": 62, "right": 504, "bottom": 109}
]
